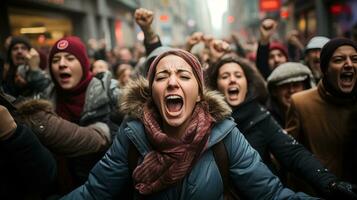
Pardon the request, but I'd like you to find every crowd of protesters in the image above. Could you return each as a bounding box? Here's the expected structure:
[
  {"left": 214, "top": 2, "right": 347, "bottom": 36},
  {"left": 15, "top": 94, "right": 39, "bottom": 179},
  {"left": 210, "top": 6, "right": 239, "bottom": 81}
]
[{"left": 0, "top": 7, "right": 357, "bottom": 200}]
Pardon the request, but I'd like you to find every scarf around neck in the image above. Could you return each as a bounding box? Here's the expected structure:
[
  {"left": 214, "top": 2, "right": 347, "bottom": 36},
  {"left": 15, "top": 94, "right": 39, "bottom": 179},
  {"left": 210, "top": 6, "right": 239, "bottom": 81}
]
[
  {"left": 319, "top": 79, "right": 357, "bottom": 105},
  {"left": 55, "top": 74, "right": 93, "bottom": 123},
  {"left": 133, "top": 101, "right": 215, "bottom": 195}
]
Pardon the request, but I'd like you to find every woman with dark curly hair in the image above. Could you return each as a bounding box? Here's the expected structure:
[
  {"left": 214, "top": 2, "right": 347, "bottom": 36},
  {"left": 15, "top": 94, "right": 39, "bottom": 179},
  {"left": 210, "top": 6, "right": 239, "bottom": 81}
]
[{"left": 206, "top": 55, "right": 355, "bottom": 199}]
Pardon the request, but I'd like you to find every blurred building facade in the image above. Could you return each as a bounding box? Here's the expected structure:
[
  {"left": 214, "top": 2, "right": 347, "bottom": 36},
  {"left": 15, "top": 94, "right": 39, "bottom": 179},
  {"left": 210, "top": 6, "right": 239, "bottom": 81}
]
[
  {"left": 0, "top": 0, "right": 212, "bottom": 52},
  {"left": 225, "top": 0, "right": 357, "bottom": 46},
  {"left": 0, "top": 0, "right": 141, "bottom": 52},
  {"left": 139, "top": 0, "right": 212, "bottom": 46},
  {"left": 284, "top": 0, "right": 357, "bottom": 41}
]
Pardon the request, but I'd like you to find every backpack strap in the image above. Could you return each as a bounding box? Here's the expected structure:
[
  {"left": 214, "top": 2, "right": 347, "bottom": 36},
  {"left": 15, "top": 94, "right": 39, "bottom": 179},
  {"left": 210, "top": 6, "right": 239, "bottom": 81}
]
[
  {"left": 127, "top": 142, "right": 142, "bottom": 200},
  {"left": 128, "top": 141, "right": 140, "bottom": 174},
  {"left": 212, "top": 141, "right": 241, "bottom": 200}
]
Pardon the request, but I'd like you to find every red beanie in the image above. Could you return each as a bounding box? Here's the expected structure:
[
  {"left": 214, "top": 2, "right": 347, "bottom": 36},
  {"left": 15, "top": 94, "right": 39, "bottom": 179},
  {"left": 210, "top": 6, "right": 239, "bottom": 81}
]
[
  {"left": 269, "top": 42, "right": 288, "bottom": 60},
  {"left": 48, "top": 36, "right": 91, "bottom": 81},
  {"left": 147, "top": 49, "right": 204, "bottom": 95}
]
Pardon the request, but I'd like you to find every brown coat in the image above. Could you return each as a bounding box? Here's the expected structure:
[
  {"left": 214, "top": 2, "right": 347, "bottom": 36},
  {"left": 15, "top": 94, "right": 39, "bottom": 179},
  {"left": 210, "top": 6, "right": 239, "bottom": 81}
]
[
  {"left": 16, "top": 99, "right": 111, "bottom": 157},
  {"left": 286, "top": 82, "right": 357, "bottom": 179}
]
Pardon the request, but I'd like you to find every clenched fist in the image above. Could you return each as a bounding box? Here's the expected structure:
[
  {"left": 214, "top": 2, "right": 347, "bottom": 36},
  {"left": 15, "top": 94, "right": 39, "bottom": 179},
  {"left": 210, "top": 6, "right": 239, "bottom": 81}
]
[
  {"left": 259, "top": 18, "right": 277, "bottom": 44},
  {"left": 135, "top": 8, "right": 154, "bottom": 32}
]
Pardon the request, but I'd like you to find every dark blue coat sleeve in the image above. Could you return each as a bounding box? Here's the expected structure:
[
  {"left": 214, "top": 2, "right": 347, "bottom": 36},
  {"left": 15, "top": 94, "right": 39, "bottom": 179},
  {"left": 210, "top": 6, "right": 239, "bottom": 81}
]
[{"left": 0, "top": 124, "right": 57, "bottom": 193}]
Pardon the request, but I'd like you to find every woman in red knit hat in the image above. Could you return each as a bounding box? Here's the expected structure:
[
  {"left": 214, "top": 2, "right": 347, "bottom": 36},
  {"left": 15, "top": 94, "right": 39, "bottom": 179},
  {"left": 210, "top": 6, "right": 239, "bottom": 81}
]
[{"left": 16, "top": 36, "right": 121, "bottom": 193}]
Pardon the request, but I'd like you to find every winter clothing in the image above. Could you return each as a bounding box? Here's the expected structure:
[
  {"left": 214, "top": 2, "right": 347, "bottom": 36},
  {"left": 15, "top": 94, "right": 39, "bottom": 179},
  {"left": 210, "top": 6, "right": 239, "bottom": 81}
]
[
  {"left": 286, "top": 82, "right": 357, "bottom": 180},
  {"left": 0, "top": 124, "right": 57, "bottom": 199},
  {"left": 231, "top": 98, "right": 336, "bottom": 197},
  {"left": 134, "top": 101, "right": 214, "bottom": 194},
  {"left": 147, "top": 49, "right": 204, "bottom": 96},
  {"left": 267, "top": 62, "right": 315, "bottom": 89},
  {"left": 32, "top": 36, "right": 121, "bottom": 188},
  {"left": 42, "top": 65, "right": 120, "bottom": 130},
  {"left": 16, "top": 99, "right": 111, "bottom": 157},
  {"left": 270, "top": 42, "right": 289, "bottom": 59},
  {"left": 319, "top": 38, "right": 357, "bottom": 75},
  {"left": 265, "top": 62, "right": 315, "bottom": 128},
  {"left": 37, "top": 70, "right": 120, "bottom": 185},
  {"left": 49, "top": 36, "right": 91, "bottom": 79},
  {"left": 305, "top": 36, "right": 330, "bottom": 53},
  {"left": 256, "top": 42, "right": 289, "bottom": 79},
  {"left": 143, "top": 46, "right": 173, "bottom": 76},
  {"left": 48, "top": 36, "right": 94, "bottom": 123},
  {"left": 208, "top": 55, "right": 336, "bottom": 198},
  {"left": 61, "top": 77, "right": 315, "bottom": 200},
  {"left": 6, "top": 36, "right": 31, "bottom": 63},
  {"left": 2, "top": 36, "right": 50, "bottom": 98}
]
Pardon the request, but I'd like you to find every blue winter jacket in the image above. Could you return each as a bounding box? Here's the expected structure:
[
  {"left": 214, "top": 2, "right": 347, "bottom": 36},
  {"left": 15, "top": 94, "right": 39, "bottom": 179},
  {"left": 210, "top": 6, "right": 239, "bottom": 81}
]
[{"left": 61, "top": 78, "right": 317, "bottom": 200}]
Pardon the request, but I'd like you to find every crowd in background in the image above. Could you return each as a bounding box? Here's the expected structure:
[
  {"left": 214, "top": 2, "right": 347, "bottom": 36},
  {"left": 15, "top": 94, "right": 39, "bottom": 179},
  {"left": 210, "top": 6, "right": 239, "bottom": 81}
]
[{"left": 0, "top": 7, "right": 357, "bottom": 200}]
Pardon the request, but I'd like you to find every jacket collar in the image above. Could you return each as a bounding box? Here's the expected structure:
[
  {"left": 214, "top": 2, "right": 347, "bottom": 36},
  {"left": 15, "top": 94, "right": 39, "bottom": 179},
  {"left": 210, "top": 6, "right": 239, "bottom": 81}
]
[
  {"left": 119, "top": 77, "right": 233, "bottom": 155},
  {"left": 119, "top": 77, "right": 231, "bottom": 122},
  {"left": 318, "top": 81, "right": 357, "bottom": 105}
]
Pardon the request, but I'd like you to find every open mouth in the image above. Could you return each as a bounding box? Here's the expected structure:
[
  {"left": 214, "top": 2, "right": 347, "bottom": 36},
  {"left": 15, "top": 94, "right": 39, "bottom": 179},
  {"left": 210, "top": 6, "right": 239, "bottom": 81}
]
[
  {"left": 227, "top": 87, "right": 239, "bottom": 98},
  {"left": 340, "top": 71, "right": 355, "bottom": 85},
  {"left": 165, "top": 95, "right": 183, "bottom": 113},
  {"left": 59, "top": 72, "right": 71, "bottom": 79}
]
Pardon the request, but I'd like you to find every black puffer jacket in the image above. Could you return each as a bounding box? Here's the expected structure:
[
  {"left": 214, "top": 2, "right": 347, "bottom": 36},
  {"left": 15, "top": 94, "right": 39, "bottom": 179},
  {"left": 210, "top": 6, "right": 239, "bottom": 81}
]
[{"left": 231, "top": 97, "right": 336, "bottom": 196}]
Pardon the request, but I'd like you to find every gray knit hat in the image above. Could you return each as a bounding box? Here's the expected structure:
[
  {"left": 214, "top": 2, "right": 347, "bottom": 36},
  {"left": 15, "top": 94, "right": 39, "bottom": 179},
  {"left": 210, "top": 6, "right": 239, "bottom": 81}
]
[{"left": 267, "top": 62, "right": 316, "bottom": 90}]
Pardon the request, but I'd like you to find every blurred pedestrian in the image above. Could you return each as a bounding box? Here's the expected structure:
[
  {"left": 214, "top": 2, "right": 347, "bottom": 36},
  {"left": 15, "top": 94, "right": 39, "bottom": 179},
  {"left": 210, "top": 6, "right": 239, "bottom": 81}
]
[
  {"left": 304, "top": 36, "right": 330, "bottom": 82},
  {"left": 256, "top": 18, "right": 288, "bottom": 79},
  {"left": 1, "top": 36, "right": 49, "bottom": 98},
  {"left": 91, "top": 59, "right": 110, "bottom": 76},
  {"left": 114, "top": 63, "right": 133, "bottom": 88},
  {"left": 267, "top": 62, "right": 315, "bottom": 127}
]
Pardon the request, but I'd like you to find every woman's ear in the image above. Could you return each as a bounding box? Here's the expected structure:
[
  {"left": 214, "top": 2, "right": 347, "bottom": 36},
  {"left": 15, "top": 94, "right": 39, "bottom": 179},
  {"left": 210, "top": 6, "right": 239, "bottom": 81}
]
[{"left": 196, "top": 94, "right": 201, "bottom": 102}]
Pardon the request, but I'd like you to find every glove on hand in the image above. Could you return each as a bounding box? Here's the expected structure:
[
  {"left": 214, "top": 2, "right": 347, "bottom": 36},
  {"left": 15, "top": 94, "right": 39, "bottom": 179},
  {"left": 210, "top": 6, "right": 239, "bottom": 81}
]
[{"left": 328, "top": 181, "right": 357, "bottom": 200}]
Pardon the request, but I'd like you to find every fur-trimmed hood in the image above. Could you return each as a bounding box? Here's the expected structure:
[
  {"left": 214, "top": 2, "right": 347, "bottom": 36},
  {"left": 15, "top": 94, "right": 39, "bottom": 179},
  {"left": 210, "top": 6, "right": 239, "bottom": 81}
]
[{"left": 119, "top": 77, "right": 232, "bottom": 121}]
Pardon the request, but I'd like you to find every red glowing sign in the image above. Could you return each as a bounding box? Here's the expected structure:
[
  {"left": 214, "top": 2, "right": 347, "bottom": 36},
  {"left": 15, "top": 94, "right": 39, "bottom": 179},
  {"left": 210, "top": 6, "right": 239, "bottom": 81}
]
[
  {"left": 260, "top": 0, "right": 281, "bottom": 12},
  {"left": 227, "top": 15, "right": 235, "bottom": 24},
  {"left": 280, "top": 9, "right": 289, "bottom": 19},
  {"left": 160, "top": 15, "right": 169, "bottom": 22}
]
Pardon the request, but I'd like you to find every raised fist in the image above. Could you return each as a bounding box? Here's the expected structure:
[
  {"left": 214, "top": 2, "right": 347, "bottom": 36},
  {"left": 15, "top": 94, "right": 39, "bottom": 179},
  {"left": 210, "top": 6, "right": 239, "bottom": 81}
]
[
  {"left": 209, "top": 39, "right": 231, "bottom": 63},
  {"left": 260, "top": 18, "right": 277, "bottom": 44},
  {"left": 134, "top": 8, "right": 154, "bottom": 31},
  {"left": 186, "top": 32, "right": 204, "bottom": 51}
]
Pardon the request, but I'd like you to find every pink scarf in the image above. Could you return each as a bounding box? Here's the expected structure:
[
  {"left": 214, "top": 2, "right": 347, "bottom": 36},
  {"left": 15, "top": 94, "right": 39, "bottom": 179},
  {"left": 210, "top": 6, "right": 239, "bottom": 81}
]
[{"left": 133, "top": 102, "right": 215, "bottom": 194}]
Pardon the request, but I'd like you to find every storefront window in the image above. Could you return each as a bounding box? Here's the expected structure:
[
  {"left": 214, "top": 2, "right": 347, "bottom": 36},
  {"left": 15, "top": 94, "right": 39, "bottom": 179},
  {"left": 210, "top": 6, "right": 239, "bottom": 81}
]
[{"left": 9, "top": 7, "right": 73, "bottom": 48}]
